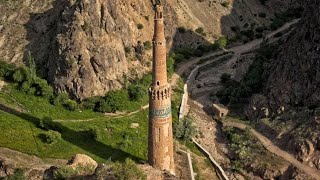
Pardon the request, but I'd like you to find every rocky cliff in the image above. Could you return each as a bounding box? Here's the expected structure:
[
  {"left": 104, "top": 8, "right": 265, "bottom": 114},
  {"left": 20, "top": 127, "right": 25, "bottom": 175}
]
[
  {"left": 246, "top": 0, "right": 320, "bottom": 173},
  {"left": 264, "top": 0, "right": 320, "bottom": 110},
  {"left": 0, "top": 0, "right": 288, "bottom": 99}
]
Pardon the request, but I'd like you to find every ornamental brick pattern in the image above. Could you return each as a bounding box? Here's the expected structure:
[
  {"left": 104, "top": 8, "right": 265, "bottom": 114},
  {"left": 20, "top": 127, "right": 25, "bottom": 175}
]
[{"left": 148, "top": 4, "right": 175, "bottom": 174}]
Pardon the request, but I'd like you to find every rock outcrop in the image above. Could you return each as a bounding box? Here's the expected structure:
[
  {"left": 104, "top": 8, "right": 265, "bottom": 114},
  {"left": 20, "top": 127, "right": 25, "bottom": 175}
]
[
  {"left": 68, "top": 154, "right": 98, "bottom": 169},
  {"left": 264, "top": 0, "right": 320, "bottom": 110},
  {"left": 244, "top": 0, "right": 320, "bottom": 174}
]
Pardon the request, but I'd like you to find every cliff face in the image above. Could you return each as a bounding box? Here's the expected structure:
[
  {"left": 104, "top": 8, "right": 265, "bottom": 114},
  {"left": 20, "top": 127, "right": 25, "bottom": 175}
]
[
  {"left": 0, "top": 0, "right": 286, "bottom": 99},
  {"left": 246, "top": 0, "right": 320, "bottom": 172},
  {"left": 264, "top": 0, "right": 320, "bottom": 110}
]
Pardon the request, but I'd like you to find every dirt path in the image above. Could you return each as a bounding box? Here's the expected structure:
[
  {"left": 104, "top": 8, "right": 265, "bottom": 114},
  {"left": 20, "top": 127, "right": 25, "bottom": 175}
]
[{"left": 222, "top": 119, "right": 320, "bottom": 180}]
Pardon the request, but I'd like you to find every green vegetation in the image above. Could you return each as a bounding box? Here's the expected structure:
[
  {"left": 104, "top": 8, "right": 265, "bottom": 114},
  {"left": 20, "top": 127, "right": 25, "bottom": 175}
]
[
  {"left": 223, "top": 127, "right": 284, "bottom": 172},
  {"left": 109, "top": 158, "right": 146, "bottom": 180},
  {"left": 53, "top": 164, "right": 96, "bottom": 180},
  {"left": 137, "top": 23, "right": 144, "bottom": 30},
  {"left": 89, "top": 74, "right": 151, "bottom": 113},
  {"left": 221, "top": 1, "right": 230, "bottom": 8},
  {"left": 174, "top": 117, "right": 197, "bottom": 141},
  {"left": 53, "top": 166, "right": 79, "bottom": 179},
  {"left": 216, "top": 44, "right": 279, "bottom": 105},
  {"left": 0, "top": 62, "right": 184, "bottom": 166},
  {"left": 195, "top": 27, "right": 206, "bottom": 36},
  {"left": 0, "top": 89, "right": 149, "bottom": 162},
  {"left": 178, "top": 27, "right": 186, "bottom": 33},
  {"left": 41, "top": 130, "right": 62, "bottom": 144},
  {"left": 143, "top": 41, "right": 152, "bottom": 50},
  {"left": 215, "top": 37, "right": 228, "bottom": 49},
  {"left": 5, "top": 169, "right": 26, "bottom": 180}
]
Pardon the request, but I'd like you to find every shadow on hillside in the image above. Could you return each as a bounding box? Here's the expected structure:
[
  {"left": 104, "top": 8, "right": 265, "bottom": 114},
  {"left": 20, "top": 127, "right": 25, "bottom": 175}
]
[
  {"left": 0, "top": 103, "right": 143, "bottom": 163},
  {"left": 23, "top": 0, "right": 73, "bottom": 81}
]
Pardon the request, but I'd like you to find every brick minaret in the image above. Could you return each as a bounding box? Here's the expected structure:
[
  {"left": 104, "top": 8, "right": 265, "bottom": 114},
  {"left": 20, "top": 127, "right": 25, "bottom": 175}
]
[{"left": 148, "top": 3, "right": 175, "bottom": 174}]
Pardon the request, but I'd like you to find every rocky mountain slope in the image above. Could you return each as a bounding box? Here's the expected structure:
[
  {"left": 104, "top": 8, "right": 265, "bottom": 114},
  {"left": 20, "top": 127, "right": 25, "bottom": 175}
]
[
  {"left": 264, "top": 0, "right": 320, "bottom": 110},
  {"left": 246, "top": 0, "right": 320, "bottom": 174},
  {"left": 0, "top": 0, "right": 292, "bottom": 99}
]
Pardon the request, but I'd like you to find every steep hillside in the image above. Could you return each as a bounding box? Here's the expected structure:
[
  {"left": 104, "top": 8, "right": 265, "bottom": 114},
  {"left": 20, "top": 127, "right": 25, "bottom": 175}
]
[
  {"left": 264, "top": 0, "right": 320, "bottom": 110},
  {"left": 246, "top": 0, "right": 320, "bottom": 174},
  {"left": 0, "top": 0, "right": 289, "bottom": 99}
]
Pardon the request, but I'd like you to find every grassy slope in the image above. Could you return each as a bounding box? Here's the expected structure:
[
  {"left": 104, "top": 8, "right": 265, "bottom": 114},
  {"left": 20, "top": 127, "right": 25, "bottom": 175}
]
[
  {"left": 0, "top": 84, "right": 149, "bottom": 163},
  {"left": 0, "top": 80, "right": 184, "bottom": 163}
]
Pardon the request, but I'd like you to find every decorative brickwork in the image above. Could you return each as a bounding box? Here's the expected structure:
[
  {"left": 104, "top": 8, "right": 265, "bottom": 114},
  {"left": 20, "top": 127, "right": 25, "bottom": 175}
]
[{"left": 148, "top": 4, "right": 175, "bottom": 174}]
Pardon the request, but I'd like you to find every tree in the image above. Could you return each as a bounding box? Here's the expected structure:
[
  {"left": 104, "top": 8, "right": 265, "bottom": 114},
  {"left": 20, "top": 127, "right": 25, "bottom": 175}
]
[
  {"left": 27, "top": 52, "right": 37, "bottom": 80},
  {"left": 43, "top": 130, "right": 62, "bottom": 144},
  {"left": 137, "top": 23, "right": 144, "bottom": 29},
  {"left": 220, "top": 73, "right": 231, "bottom": 84},
  {"left": 20, "top": 81, "right": 31, "bottom": 92},
  {"left": 12, "top": 69, "right": 24, "bottom": 82},
  {"left": 104, "top": 90, "right": 130, "bottom": 112},
  {"left": 215, "top": 36, "right": 228, "bottom": 48},
  {"left": 63, "top": 100, "right": 78, "bottom": 111},
  {"left": 52, "top": 93, "right": 69, "bottom": 106},
  {"left": 174, "top": 117, "right": 197, "bottom": 141},
  {"left": 95, "top": 99, "right": 112, "bottom": 113},
  {"left": 143, "top": 41, "right": 152, "bottom": 50},
  {"left": 128, "top": 85, "right": 145, "bottom": 101}
]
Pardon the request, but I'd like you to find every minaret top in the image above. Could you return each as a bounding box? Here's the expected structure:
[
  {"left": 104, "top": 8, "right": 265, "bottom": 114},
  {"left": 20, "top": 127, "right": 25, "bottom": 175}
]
[{"left": 154, "top": 4, "right": 164, "bottom": 20}]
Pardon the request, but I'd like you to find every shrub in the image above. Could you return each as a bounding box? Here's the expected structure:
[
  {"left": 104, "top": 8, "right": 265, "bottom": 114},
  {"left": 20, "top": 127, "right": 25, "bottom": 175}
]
[
  {"left": 128, "top": 85, "right": 145, "bottom": 101},
  {"left": 111, "top": 158, "right": 146, "bottom": 180},
  {"left": 195, "top": 27, "right": 204, "bottom": 34},
  {"left": 6, "top": 169, "right": 26, "bottom": 180},
  {"left": 0, "top": 61, "right": 15, "bottom": 78},
  {"left": 27, "top": 87, "right": 37, "bottom": 95},
  {"left": 63, "top": 100, "right": 78, "bottom": 111},
  {"left": 33, "top": 78, "right": 54, "bottom": 98},
  {"left": 259, "top": 12, "right": 266, "bottom": 18},
  {"left": 174, "top": 117, "right": 197, "bottom": 141},
  {"left": 193, "top": 49, "right": 204, "bottom": 57},
  {"left": 221, "top": 1, "right": 230, "bottom": 7},
  {"left": 104, "top": 90, "right": 130, "bottom": 112},
  {"left": 255, "top": 27, "right": 264, "bottom": 33},
  {"left": 12, "top": 69, "right": 24, "bottom": 82},
  {"left": 220, "top": 73, "right": 232, "bottom": 84},
  {"left": 52, "top": 93, "right": 69, "bottom": 106},
  {"left": 143, "top": 41, "right": 152, "bottom": 50},
  {"left": 95, "top": 99, "right": 112, "bottom": 113},
  {"left": 43, "top": 130, "right": 62, "bottom": 144},
  {"left": 81, "top": 97, "right": 101, "bottom": 110},
  {"left": 215, "top": 36, "right": 228, "bottom": 48},
  {"left": 20, "top": 81, "right": 31, "bottom": 92},
  {"left": 137, "top": 23, "right": 144, "bottom": 29},
  {"left": 230, "top": 26, "right": 240, "bottom": 32},
  {"left": 124, "top": 47, "right": 131, "bottom": 54},
  {"left": 53, "top": 166, "right": 78, "bottom": 180},
  {"left": 178, "top": 27, "right": 186, "bottom": 33}
]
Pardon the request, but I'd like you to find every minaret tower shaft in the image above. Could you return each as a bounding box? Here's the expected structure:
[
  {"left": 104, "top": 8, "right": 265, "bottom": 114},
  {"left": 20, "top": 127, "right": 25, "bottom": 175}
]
[{"left": 148, "top": 3, "right": 175, "bottom": 174}]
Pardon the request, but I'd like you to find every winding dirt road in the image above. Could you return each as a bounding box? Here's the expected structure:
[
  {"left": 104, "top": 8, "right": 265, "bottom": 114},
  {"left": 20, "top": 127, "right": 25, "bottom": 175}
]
[{"left": 222, "top": 119, "right": 320, "bottom": 180}]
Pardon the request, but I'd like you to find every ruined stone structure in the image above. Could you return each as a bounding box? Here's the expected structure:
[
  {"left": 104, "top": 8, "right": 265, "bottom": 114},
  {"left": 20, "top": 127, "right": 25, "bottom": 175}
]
[
  {"left": 212, "top": 103, "right": 229, "bottom": 118},
  {"left": 148, "top": 4, "right": 175, "bottom": 174}
]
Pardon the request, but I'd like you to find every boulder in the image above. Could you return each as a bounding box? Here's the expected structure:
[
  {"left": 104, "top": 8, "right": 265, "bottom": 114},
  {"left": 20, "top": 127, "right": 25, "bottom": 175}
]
[
  {"left": 68, "top": 154, "right": 98, "bottom": 169},
  {"left": 130, "top": 123, "right": 139, "bottom": 129}
]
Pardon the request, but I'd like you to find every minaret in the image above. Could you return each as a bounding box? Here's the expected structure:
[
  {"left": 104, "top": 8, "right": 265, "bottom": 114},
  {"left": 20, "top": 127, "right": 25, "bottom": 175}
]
[{"left": 148, "top": 3, "right": 175, "bottom": 174}]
